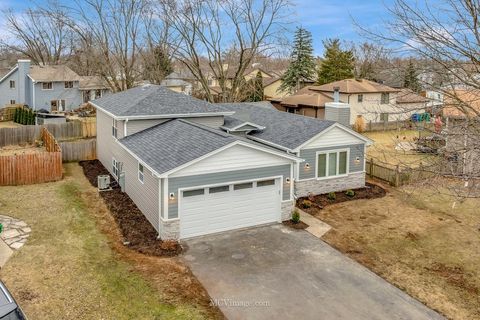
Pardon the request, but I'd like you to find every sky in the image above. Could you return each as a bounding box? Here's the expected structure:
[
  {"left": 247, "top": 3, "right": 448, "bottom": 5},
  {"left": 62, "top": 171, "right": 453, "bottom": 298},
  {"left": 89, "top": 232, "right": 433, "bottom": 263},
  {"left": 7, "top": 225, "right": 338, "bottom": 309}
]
[
  {"left": 0, "top": 0, "right": 397, "bottom": 55},
  {"left": 292, "top": 0, "right": 396, "bottom": 54}
]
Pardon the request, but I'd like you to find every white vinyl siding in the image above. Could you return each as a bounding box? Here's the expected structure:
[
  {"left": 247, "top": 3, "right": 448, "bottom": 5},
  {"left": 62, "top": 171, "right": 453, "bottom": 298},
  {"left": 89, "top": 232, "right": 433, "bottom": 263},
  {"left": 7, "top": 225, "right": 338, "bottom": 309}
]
[
  {"left": 316, "top": 149, "right": 349, "bottom": 179},
  {"left": 170, "top": 144, "right": 291, "bottom": 177},
  {"left": 302, "top": 126, "right": 366, "bottom": 149}
]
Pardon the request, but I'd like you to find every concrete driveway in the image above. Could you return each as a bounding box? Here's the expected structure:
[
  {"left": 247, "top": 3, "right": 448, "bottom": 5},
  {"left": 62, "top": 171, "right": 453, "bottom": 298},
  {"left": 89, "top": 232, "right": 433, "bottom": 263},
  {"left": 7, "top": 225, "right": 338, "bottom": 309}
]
[{"left": 182, "top": 224, "right": 444, "bottom": 320}]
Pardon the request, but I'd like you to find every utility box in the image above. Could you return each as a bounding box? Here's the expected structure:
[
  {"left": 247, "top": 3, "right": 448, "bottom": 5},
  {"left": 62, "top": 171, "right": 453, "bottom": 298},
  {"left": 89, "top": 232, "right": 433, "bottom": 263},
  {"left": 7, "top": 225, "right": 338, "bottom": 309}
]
[{"left": 97, "top": 175, "right": 111, "bottom": 191}]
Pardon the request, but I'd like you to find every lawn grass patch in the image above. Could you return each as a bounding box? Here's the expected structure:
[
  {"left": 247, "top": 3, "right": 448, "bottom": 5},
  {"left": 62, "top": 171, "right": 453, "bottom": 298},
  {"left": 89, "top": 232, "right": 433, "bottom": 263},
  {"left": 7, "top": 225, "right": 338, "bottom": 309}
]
[
  {"left": 316, "top": 183, "right": 480, "bottom": 319},
  {"left": 0, "top": 163, "right": 216, "bottom": 320}
]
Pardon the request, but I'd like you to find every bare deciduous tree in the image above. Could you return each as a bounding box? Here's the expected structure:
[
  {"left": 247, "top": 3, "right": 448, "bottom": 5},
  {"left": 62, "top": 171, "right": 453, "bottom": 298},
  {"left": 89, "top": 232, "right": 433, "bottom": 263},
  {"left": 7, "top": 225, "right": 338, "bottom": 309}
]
[
  {"left": 158, "top": 0, "right": 290, "bottom": 102},
  {"left": 64, "top": 0, "right": 152, "bottom": 91},
  {"left": 1, "top": 7, "right": 73, "bottom": 65},
  {"left": 357, "top": 0, "right": 480, "bottom": 195}
]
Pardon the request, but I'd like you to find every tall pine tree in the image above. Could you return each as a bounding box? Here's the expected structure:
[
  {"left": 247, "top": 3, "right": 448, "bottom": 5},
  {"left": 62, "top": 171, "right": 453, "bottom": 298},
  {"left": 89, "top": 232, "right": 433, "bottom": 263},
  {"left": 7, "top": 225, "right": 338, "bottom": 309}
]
[
  {"left": 317, "top": 39, "right": 355, "bottom": 85},
  {"left": 278, "top": 27, "right": 316, "bottom": 94},
  {"left": 403, "top": 60, "right": 421, "bottom": 92}
]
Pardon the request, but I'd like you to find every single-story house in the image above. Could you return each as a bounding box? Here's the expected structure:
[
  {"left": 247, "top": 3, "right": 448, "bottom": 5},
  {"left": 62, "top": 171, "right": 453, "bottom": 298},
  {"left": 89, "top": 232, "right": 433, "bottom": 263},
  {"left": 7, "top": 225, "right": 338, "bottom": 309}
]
[{"left": 91, "top": 85, "right": 371, "bottom": 240}]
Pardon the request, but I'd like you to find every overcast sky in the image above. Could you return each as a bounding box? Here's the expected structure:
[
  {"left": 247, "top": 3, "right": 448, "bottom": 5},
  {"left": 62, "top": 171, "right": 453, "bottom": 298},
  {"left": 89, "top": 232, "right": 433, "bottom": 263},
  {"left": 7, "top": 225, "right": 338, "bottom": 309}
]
[{"left": 1, "top": 0, "right": 397, "bottom": 55}]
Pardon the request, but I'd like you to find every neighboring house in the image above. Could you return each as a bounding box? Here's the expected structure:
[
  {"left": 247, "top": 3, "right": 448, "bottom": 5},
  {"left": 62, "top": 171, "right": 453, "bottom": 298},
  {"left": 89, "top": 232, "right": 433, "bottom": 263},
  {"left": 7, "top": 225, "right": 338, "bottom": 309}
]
[
  {"left": 207, "top": 64, "right": 290, "bottom": 100},
  {"left": 160, "top": 71, "right": 195, "bottom": 95},
  {"left": 91, "top": 85, "right": 371, "bottom": 240},
  {"left": 395, "top": 88, "right": 429, "bottom": 117},
  {"left": 274, "top": 78, "right": 428, "bottom": 125},
  {"left": 79, "top": 76, "right": 110, "bottom": 103},
  {"left": 0, "top": 59, "right": 110, "bottom": 111}
]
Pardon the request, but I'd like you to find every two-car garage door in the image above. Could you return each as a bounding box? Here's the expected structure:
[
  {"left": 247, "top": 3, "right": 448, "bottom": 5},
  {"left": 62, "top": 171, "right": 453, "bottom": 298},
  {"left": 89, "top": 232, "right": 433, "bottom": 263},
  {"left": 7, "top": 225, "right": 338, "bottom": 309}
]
[{"left": 179, "top": 178, "right": 281, "bottom": 238}]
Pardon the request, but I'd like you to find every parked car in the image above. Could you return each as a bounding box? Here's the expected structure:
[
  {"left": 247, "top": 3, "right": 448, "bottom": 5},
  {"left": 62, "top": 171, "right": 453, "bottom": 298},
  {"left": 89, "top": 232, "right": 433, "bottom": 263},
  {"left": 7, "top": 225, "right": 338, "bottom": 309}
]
[{"left": 0, "top": 281, "right": 26, "bottom": 320}]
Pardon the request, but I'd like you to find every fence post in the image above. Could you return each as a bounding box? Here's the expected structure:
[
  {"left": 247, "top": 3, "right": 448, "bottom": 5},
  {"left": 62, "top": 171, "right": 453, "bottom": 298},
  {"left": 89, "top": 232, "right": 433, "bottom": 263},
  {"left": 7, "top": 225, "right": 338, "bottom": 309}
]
[
  {"left": 394, "top": 164, "right": 400, "bottom": 187},
  {"left": 370, "top": 158, "right": 374, "bottom": 177}
]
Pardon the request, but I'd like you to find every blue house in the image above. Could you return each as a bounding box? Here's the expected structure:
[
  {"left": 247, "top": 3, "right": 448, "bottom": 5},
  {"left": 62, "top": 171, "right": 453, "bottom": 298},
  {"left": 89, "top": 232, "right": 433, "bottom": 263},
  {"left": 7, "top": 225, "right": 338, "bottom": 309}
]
[{"left": 0, "top": 59, "right": 110, "bottom": 112}]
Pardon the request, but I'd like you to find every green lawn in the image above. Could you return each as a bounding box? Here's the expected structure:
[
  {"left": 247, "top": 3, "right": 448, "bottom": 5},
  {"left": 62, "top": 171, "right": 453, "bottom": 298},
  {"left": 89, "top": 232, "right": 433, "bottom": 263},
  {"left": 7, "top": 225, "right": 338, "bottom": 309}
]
[{"left": 0, "top": 163, "right": 214, "bottom": 319}]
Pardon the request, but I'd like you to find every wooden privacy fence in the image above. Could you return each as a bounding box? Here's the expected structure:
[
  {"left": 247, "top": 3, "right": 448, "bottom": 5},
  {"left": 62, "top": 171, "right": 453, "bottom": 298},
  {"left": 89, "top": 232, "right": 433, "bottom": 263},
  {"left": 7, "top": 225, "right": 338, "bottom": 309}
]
[
  {"left": 0, "top": 121, "right": 96, "bottom": 147},
  {"left": 366, "top": 159, "right": 435, "bottom": 187},
  {"left": 0, "top": 128, "right": 62, "bottom": 186},
  {"left": 59, "top": 139, "right": 96, "bottom": 162}
]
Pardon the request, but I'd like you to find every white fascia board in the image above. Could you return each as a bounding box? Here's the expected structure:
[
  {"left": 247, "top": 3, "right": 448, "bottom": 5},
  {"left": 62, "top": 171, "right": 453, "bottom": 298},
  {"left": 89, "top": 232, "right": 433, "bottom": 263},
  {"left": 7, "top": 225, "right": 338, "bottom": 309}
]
[
  {"left": 0, "top": 65, "right": 18, "bottom": 84},
  {"left": 292, "top": 123, "right": 373, "bottom": 152}
]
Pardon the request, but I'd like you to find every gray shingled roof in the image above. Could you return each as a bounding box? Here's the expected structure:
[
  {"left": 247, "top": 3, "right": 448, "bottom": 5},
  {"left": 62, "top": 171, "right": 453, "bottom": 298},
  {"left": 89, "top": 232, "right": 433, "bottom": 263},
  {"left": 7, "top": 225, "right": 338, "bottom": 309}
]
[
  {"left": 93, "top": 84, "right": 229, "bottom": 118},
  {"left": 119, "top": 119, "right": 237, "bottom": 175},
  {"left": 219, "top": 103, "right": 335, "bottom": 150}
]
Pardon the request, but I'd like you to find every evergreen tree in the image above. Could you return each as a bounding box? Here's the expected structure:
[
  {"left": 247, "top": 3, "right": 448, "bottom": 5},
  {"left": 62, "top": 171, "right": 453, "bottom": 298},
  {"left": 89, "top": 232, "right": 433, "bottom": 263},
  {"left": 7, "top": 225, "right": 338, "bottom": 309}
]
[
  {"left": 403, "top": 60, "right": 421, "bottom": 92},
  {"left": 317, "top": 39, "right": 355, "bottom": 85},
  {"left": 278, "top": 27, "right": 316, "bottom": 93},
  {"left": 143, "top": 45, "right": 173, "bottom": 84}
]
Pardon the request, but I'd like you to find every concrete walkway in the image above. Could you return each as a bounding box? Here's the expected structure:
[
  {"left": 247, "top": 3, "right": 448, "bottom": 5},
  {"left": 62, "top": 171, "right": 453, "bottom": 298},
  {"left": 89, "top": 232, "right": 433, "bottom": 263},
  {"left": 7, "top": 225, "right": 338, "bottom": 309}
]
[{"left": 297, "top": 208, "right": 332, "bottom": 238}]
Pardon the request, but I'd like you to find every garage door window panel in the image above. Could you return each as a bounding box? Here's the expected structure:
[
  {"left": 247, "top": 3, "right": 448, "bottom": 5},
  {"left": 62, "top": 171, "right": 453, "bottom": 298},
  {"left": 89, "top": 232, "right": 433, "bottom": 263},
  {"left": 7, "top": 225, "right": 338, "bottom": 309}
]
[
  {"left": 209, "top": 185, "right": 230, "bottom": 193},
  {"left": 183, "top": 189, "right": 205, "bottom": 197},
  {"left": 234, "top": 182, "right": 253, "bottom": 190},
  {"left": 257, "top": 179, "right": 275, "bottom": 187}
]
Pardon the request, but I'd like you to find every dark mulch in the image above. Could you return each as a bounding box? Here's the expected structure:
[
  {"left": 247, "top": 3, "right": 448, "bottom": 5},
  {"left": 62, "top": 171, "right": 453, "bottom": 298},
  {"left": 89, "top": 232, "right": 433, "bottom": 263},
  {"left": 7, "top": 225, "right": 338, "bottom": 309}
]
[
  {"left": 297, "top": 182, "right": 386, "bottom": 215},
  {"left": 79, "top": 160, "right": 182, "bottom": 257},
  {"left": 282, "top": 220, "right": 309, "bottom": 230}
]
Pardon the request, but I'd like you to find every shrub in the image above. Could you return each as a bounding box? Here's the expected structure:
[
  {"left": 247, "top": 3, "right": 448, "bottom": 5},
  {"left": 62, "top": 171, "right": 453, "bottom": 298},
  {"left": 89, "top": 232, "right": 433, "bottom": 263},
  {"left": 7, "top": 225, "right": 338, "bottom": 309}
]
[
  {"left": 345, "top": 189, "right": 355, "bottom": 197},
  {"left": 291, "top": 210, "right": 300, "bottom": 224},
  {"left": 301, "top": 199, "right": 312, "bottom": 209},
  {"left": 327, "top": 192, "right": 336, "bottom": 200}
]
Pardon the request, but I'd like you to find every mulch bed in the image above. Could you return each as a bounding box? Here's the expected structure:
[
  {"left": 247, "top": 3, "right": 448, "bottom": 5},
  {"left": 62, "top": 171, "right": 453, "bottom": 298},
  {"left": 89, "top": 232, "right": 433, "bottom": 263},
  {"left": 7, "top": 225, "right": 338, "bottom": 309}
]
[
  {"left": 297, "top": 182, "right": 386, "bottom": 215},
  {"left": 79, "top": 160, "right": 182, "bottom": 257},
  {"left": 282, "top": 220, "right": 309, "bottom": 230}
]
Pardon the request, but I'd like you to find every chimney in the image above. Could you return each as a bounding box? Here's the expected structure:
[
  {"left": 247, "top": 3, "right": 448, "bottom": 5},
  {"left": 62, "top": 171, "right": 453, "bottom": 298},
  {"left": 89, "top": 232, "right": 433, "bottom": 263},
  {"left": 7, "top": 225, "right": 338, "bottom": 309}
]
[
  {"left": 325, "top": 101, "right": 351, "bottom": 127},
  {"left": 333, "top": 86, "right": 340, "bottom": 102},
  {"left": 17, "top": 59, "right": 31, "bottom": 105}
]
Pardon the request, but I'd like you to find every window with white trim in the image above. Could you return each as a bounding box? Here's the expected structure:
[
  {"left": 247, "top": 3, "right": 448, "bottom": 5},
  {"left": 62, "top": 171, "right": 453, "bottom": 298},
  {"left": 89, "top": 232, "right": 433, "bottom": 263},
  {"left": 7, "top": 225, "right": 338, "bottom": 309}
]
[
  {"left": 9, "top": 100, "right": 15, "bottom": 105},
  {"left": 112, "top": 118, "right": 117, "bottom": 138},
  {"left": 42, "top": 82, "right": 53, "bottom": 90},
  {"left": 112, "top": 158, "right": 119, "bottom": 178},
  {"left": 317, "top": 150, "right": 348, "bottom": 178},
  {"left": 138, "top": 163, "right": 144, "bottom": 183},
  {"left": 9, "top": 80, "right": 15, "bottom": 89},
  {"left": 64, "top": 81, "right": 73, "bottom": 88}
]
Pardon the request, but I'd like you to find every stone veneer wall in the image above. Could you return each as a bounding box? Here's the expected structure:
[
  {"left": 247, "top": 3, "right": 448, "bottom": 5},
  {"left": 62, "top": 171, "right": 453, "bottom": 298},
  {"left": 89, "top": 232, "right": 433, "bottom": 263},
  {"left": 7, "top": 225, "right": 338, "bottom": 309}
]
[
  {"left": 295, "top": 172, "right": 365, "bottom": 198},
  {"left": 159, "top": 219, "right": 180, "bottom": 240},
  {"left": 281, "top": 200, "right": 294, "bottom": 221}
]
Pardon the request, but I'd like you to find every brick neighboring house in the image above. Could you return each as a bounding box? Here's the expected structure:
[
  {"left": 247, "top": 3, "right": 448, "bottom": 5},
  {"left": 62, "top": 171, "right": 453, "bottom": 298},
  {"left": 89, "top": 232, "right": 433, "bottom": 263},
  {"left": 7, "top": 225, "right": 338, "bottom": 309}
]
[
  {"left": 273, "top": 78, "right": 428, "bottom": 125},
  {"left": 0, "top": 59, "right": 110, "bottom": 111}
]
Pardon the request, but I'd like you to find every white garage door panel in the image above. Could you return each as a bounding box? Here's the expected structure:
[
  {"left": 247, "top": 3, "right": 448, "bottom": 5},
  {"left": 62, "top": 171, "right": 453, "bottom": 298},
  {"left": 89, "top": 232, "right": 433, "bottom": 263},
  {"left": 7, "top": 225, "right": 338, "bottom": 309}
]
[{"left": 180, "top": 179, "right": 280, "bottom": 238}]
